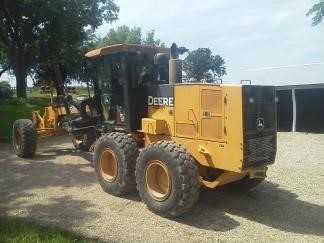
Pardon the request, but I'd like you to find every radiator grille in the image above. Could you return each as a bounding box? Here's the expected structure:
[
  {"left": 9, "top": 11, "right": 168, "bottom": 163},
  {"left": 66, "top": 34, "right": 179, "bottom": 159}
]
[
  {"left": 244, "top": 135, "right": 276, "bottom": 168},
  {"left": 242, "top": 86, "right": 277, "bottom": 169}
]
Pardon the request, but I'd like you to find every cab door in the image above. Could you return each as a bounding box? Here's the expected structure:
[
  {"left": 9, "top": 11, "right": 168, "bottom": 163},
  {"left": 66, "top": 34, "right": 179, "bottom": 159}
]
[
  {"left": 125, "top": 55, "right": 153, "bottom": 131},
  {"left": 95, "top": 55, "right": 125, "bottom": 126}
]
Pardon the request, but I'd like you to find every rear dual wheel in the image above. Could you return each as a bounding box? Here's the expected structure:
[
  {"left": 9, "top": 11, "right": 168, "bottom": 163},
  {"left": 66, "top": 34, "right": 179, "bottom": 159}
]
[
  {"left": 136, "top": 141, "right": 200, "bottom": 217},
  {"left": 94, "top": 136, "right": 200, "bottom": 217},
  {"left": 93, "top": 132, "right": 139, "bottom": 195}
]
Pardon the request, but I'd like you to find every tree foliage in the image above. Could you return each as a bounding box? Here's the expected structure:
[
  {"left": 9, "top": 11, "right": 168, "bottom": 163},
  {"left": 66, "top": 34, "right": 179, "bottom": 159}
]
[
  {"left": 98, "top": 25, "right": 161, "bottom": 47},
  {"left": 34, "top": 29, "right": 99, "bottom": 92},
  {"left": 0, "top": 0, "right": 119, "bottom": 98},
  {"left": 183, "top": 48, "right": 226, "bottom": 83},
  {"left": 307, "top": 1, "right": 324, "bottom": 25},
  {"left": 99, "top": 25, "right": 141, "bottom": 46},
  {"left": 142, "top": 30, "right": 161, "bottom": 47}
]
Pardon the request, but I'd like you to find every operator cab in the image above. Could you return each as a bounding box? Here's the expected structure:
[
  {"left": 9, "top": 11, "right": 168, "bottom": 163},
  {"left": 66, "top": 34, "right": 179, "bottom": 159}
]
[{"left": 85, "top": 44, "right": 170, "bottom": 132}]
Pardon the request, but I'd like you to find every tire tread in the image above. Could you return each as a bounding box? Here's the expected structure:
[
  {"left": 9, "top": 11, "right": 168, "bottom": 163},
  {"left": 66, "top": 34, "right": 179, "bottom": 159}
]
[
  {"left": 12, "top": 119, "right": 37, "bottom": 158},
  {"left": 94, "top": 132, "right": 138, "bottom": 195},
  {"left": 136, "top": 140, "right": 200, "bottom": 217}
]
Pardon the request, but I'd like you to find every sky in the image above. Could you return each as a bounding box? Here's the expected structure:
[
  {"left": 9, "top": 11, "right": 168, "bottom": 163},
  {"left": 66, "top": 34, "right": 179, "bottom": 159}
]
[{"left": 97, "top": 0, "right": 324, "bottom": 86}]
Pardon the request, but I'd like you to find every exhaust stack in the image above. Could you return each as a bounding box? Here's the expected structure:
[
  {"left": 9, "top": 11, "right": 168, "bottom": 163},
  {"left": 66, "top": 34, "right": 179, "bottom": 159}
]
[
  {"left": 169, "top": 59, "right": 182, "bottom": 84},
  {"left": 169, "top": 43, "right": 188, "bottom": 84}
]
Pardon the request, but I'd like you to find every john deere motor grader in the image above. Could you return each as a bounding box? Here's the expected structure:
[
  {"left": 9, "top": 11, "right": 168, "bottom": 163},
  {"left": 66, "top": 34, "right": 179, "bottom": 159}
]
[
  {"left": 12, "top": 64, "right": 101, "bottom": 158},
  {"left": 12, "top": 43, "right": 277, "bottom": 217}
]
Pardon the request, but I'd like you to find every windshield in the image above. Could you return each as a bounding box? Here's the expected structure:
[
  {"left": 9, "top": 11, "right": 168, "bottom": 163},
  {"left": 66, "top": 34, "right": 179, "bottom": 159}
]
[{"left": 91, "top": 55, "right": 122, "bottom": 94}]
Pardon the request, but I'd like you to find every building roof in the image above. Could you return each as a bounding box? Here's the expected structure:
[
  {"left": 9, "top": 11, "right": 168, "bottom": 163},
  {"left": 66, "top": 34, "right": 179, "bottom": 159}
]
[{"left": 276, "top": 83, "right": 324, "bottom": 90}]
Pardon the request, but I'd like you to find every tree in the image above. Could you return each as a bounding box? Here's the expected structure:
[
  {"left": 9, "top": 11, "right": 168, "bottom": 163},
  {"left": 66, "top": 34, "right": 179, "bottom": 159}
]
[
  {"left": 307, "top": 1, "right": 324, "bottom": 25},
  {"left": 98, "top": 25, "right": 161, "bottom": 47},
  {"left": 0, "top": 0, "right": 119, "bottom": 98},
  {"left": 99, "top": 25, "right": 141, "bottom": 46},
  {"left": 34, "top": 29, "right": 99, "bottom": 93},
  {"left": 183, "top": 48, "right": 226, "bottom": 83},
  {"left": 0, "top": 49, "right": 9, "bottom": 78},
  {"left": 142, "top": 30, "right": 161, "bottom": 47}
]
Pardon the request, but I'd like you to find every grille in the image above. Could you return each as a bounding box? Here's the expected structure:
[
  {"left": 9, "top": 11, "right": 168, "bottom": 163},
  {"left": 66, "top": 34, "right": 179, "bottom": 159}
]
[
  {"left": 242, "top": 86, "right": 277, "bottom": 169},
  {"left": 244, "top": 135, "right": 276, "bottom": 168}
]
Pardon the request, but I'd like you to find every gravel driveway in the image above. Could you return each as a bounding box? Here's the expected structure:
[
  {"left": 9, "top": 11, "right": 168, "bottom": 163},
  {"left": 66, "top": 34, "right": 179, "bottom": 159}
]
[{"left": 0, "top": 132, "right": 323, "bottom": 242}]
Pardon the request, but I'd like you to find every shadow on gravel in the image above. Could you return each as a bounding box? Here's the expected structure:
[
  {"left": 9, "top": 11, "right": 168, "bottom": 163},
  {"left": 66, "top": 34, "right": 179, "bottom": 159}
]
[
  {"left": 0, "top": 195, "right": 101, "bottom": 230},
  {"left": 0, "top": 158, "right": 95, "bottom": 195},
  {"left": 176, "top": 181, "right": 324, "bottom": 236},
  {"left": 26, "top": 195, "right": 99, "bottom": 228},
  {"left": 34, "top": 147, "right": 93, "bottom": 164},
  {"left": 0, "top": 144, "right": 97, "bottom": 226}
]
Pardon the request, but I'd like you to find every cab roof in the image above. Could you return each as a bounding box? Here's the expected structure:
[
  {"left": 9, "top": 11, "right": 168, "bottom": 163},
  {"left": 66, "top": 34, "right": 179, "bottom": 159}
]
[{"left": 85, "top": 44, "right": 170, "bottom": 59}]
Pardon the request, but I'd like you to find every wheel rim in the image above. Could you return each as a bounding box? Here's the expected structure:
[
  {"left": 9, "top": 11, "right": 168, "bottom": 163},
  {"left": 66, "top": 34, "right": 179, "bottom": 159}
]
[
  {"left": 14, "top": 130, "right": 22, "bottom": 150},
  {"left": 145, "top": 160, "right": 171, "bottom": 201},
  {"left": 100, "top": 148, "right": 118, "bottom": 182}
]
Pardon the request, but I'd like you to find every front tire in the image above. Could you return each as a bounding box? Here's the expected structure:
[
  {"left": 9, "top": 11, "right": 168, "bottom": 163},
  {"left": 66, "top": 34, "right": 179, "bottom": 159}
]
[
  {"left": 136, "top": 141, "right": 200, "bottom": 217},
  {"left": 93, "top": 132, "right": 139, "bottom": 195},
  {"left": 12, "top": 119, "right": 37, "bottom": 158}
]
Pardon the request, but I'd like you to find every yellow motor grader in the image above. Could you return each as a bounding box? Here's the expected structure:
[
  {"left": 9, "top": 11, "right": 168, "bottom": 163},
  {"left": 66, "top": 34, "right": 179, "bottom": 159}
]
[
  {"left": 12, "top": 43, "right": 277, "bottom": 217},
  {"left": 12, "top": 65, "right": 101, "bottom": 158}
]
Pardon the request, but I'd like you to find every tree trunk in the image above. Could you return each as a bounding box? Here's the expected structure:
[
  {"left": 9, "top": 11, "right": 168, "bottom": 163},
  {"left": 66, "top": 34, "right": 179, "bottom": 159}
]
[
  {"left": 13, "top": 53, "right": 27, "bottom": 98},
  {"left": 15, "top": 70, "right": 27, "bottom": 98}
]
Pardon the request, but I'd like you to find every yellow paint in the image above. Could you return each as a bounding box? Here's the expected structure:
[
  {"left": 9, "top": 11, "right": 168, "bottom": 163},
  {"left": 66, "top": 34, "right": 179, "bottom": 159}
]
[
  {"left": 141, "top": 118, "right": 168, "bottom": 135},
  {"left": 200, "top": 171, "right": 246, "bottom": 188},
  {"left": 32, "top": 104, "right": 69, "bottom": 136},
  {"left": 172, "top": 85, "right": 243, "bottom": 173},
  {"left": 199, "top": 167, "right": 268, "bottom": 189},
  {"left": 142, "top": 84, "right": 249, "bottom": 183},
  {"left": 85, "top": 44, "right": 169, "bottom": 60},
  {"left": 174, "top": 85, "right": 200, "bottom": 139},
  {"left": 147, "top": 106, "right": 174, "bottom": 135}
]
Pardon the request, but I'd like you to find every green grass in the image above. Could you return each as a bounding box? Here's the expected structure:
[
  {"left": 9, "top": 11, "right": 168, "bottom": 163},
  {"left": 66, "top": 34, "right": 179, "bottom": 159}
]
[
  {"left": 0, "top": 216, "right": 94, "bottom": 243},
  {"left": 0, "top": 101, "right": 45, "bottom": 142}
]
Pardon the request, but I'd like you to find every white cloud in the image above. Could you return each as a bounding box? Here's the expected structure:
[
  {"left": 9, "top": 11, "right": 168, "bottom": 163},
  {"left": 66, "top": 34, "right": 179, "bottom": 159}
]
[{"left": 97, "top": 0, "right": 324, "bottom": 85}]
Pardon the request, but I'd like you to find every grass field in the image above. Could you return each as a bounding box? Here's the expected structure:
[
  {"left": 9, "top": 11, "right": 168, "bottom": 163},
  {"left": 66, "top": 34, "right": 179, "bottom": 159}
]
[
  {"left": 0, "top": 216, "right": 94, "bottom": 243},
  {"left": 0, "top": 97, "right": 48, "bottom": 142}
]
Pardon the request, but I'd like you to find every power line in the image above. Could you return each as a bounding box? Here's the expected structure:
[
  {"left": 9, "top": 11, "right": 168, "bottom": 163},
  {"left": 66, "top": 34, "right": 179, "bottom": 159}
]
[{"left": 243, "top": 63, "right": 324, "bottom": 71}]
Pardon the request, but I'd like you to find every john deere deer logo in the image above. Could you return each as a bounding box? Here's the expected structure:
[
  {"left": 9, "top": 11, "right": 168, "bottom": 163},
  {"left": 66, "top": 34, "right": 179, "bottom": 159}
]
[{"left": 256, "top": 118, "right": 265, "bottom": 131}]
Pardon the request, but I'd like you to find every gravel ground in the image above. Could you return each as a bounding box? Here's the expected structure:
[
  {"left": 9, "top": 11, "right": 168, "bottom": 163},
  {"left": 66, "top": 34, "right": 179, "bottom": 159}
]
[{"left": 0, "top": 132, "right": 323, "bottom": 242}]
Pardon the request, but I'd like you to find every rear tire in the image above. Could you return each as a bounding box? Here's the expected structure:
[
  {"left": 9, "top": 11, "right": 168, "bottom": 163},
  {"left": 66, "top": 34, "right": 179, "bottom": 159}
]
[
  {"left": 12, "top": 119, "right": 37, "bottom": 158},
  {"left": 93, "top": 132, "right": 139, "bottom": 195},
  {"left": 136, "top": 141, "right": 200, "bottom": 217}
]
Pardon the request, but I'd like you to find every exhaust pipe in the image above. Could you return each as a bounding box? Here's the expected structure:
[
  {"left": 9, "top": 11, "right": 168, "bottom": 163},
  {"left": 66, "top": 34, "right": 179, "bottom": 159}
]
[
  {"left": 169, "top": 43, "right": 188, "bottom": 84},
  {"left": 169, "top": 59, "right": 182, "bottom": 84}
]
